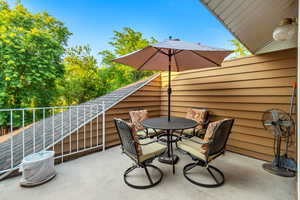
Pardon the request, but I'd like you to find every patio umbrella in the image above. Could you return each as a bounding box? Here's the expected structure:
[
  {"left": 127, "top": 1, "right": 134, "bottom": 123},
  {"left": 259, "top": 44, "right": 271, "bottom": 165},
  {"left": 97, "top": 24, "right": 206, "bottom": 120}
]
[{"left": 113, "top": 37, "right": 232, "bottom": 121}]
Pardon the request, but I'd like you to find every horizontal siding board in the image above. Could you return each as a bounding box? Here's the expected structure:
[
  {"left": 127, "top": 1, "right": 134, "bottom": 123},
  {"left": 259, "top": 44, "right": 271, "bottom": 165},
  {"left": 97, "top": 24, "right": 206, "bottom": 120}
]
[
  {"left": 161, "top": 87, "right": 293, "bottom": 96},
  {"left": 161, "top": 95, "right": 293, "bottom": 104},
  {"left": 226, "top": 146, "right": 274, "bottom": 161},
  {"left": 132, "top": 91, "right": 161, "bottom": 96},
  {"left": 161, "top": 77, "right": 296, "bottom": 90},
  {"left": 123, "top": 96, "right": 161, "bottom": 102}
]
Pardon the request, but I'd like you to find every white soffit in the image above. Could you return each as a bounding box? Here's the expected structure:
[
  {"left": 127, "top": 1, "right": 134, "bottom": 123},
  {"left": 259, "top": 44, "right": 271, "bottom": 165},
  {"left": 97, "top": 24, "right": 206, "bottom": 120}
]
[{"left": 199, "top": 0, "right": 298, "bottom": 54}]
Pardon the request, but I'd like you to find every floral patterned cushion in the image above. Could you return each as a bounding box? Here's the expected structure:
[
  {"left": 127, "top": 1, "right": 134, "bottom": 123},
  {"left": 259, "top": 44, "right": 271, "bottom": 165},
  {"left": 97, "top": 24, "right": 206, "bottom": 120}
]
[
  {"left": 186, "top": 108, "right": 207, "bottom": 129},
  {"left": 201, "top": 119, "right": 224, "bottom": 154},
  {"left": 129, "top": 110, "right": 148, "bottom": 131},
  {"left": 125, "top": 121, "right": 143, "bottom": 156}
]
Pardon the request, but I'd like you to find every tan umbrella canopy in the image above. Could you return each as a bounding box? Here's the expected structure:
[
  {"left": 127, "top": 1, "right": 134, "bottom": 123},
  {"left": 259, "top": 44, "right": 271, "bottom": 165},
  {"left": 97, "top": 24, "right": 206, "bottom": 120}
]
[{"left": 114, "top": 37, "right": 233, "bottom": 121}]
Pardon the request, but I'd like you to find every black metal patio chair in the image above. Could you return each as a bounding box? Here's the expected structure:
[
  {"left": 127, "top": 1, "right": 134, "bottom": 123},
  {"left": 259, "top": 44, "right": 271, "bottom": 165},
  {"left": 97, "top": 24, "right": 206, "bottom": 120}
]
[
  {"left": 177, "top": 118, "right": 234, "bottom": 187},
  {"left": 114, "top": 118, "right": 167, "bottom": 189}
]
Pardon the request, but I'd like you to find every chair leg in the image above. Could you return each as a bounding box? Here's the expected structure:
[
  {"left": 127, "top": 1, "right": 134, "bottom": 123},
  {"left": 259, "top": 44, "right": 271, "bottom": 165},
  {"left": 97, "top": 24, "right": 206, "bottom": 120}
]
[
  {"left": 123, "top": 164, "right": 163, "bottom": 189},
  {"left": 184, "top": 162, "right": 198, "bottom": 172},
  {"left": 183, "top": 162, "right": 225, "bottom": 188},
  {"left": 144, "top": 166, "right": 154, "bottom": 185},
  {"left": 125, "top": 165, "right": 138, "bottom": 175},
  {"left": 207, "top": 166, "right": 221, "bottom": 185}
]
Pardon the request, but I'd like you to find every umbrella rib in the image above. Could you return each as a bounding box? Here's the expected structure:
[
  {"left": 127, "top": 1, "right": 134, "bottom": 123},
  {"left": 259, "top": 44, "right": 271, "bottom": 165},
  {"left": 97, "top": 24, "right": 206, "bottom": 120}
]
[
  {"left": 153, "top": 47, "right": 169, "bottom": 56},
  {"left": 137, "top": 48, "right": 161, "bottom": 70},
  {"left": 173, "top": 53, "right": 179, "bottom": 72},
  {"left": 174, "top": 50, "right": 183, "bottom": 55},
  {"left": 191, "top": 50, "right": 220, "bottom": 66}
]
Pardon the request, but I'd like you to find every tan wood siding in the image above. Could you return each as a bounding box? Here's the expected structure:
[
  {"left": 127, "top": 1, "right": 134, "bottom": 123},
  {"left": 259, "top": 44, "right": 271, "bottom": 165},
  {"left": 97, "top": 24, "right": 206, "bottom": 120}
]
[{"left": 160, "top": 48, "right": 297, "bottom": 161}]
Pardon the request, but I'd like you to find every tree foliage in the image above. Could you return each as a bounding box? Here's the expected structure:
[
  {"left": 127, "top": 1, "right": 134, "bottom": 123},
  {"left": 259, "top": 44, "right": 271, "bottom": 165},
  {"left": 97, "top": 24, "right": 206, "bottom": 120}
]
[
  {"left": 56, "top": 28, "right": 158, "bottom": 106},
  {"left": 229, "top": 39, "right": 251, "bottom": 58},
  {"left": 0, "top": 1, "right": 71, "bottom": 126},
  {"left": 99, "top": 27, "right": 157, "bottom": 91},
  {"left": 55, "top": 45, "right": 106, "bottom": 105}
]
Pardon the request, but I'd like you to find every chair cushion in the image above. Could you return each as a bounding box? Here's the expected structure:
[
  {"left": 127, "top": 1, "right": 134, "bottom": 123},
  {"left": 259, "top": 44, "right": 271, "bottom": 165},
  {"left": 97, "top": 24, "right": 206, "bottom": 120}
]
[
  {"left": 137, "top": 128, "right": 163, "bottom": 137},
  {"left": 125, "top": 121, "right": 143, "bottom": 156},
  {"left": 177, "top": 137, "right": 208, "bottom": 161},
  {"left": 129, "top": 110, "right": 148, "bottom": 130},
  {"left": 186, "top": 108, "right": 207, "bottom": 129},
  {"left": 177, "top": 136, "right": 221, "bottom": 162},
  {"left": 202, "top": 119, "right": 225, "bottom": 152},
  {"left": 139, "top": 139, "right": 167, "bottom": 162}
]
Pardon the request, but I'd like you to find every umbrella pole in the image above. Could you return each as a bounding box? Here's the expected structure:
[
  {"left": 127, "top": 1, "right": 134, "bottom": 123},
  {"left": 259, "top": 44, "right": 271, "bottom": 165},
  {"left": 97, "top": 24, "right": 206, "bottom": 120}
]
[{"left": 168, "top": 51, "right": 171, "bottom": 121}]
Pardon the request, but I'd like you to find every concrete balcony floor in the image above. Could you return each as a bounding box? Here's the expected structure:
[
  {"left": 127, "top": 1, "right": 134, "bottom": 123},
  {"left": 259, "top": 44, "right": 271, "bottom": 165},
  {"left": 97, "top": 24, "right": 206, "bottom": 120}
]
[{"left": 0, "top": 147, "right": 296, "bottom": 200}]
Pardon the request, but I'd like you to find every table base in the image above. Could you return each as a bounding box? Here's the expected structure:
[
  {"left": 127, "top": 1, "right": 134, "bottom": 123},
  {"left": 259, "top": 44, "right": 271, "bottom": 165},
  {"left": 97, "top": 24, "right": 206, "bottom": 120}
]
[{"left": 159, "top": 154, "right": 179, "bottom": 165}]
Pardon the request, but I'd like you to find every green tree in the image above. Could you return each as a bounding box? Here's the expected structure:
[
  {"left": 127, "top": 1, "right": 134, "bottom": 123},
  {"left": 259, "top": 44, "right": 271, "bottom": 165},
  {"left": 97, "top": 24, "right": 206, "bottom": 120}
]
[
  {"left": 99, "top": 27, "right": 157, "bottom": 91},
  {"left": 0, "top": 1, "right": 71, "bottom": 126},
  {"left": 56, "top": 45, "right": 106, "bottom": 105},
  {"left": 229, "top": 39, "right": 251, "bottom": 58}
]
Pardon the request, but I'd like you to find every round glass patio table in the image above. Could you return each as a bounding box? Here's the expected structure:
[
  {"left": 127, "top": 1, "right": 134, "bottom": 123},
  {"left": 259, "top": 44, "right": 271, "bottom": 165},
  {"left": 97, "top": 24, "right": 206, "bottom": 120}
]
[{"left": 141, "top": 116, "right": 197, "bottom": 174}]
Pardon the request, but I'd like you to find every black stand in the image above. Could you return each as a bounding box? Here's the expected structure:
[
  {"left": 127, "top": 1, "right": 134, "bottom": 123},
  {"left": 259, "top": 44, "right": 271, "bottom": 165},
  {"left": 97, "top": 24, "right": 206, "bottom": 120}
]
[
  {"left": 158, "top": 130, "right": 179, "bottom": 174},
  {"left": 167, "top": 49, "right": 172, "bottom": 122},
  {"left": 158, "top": 49, "right": 179, "bottom": 174},
  {"left": 262, "top": 135, "right": 295, "bottom": 177},
  {"left": 262, "top": 162, "right": 295, "bottom": 177}
]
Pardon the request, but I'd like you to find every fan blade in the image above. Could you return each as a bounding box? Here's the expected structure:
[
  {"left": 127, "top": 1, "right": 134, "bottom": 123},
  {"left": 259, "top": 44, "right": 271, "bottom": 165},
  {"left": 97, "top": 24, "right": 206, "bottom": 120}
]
[
  {"left": 279, "top": 120, "right": 292, "bottom": 127},
  {"left": 271, "top": 110, "right": 280, "bottom": 121}
]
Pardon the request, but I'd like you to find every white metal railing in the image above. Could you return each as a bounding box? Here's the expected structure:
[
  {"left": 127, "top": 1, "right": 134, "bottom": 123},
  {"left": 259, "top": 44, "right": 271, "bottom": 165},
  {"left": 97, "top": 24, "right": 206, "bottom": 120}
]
[{"left": 0, "top": 102, "right": 106, "bottom": 178}]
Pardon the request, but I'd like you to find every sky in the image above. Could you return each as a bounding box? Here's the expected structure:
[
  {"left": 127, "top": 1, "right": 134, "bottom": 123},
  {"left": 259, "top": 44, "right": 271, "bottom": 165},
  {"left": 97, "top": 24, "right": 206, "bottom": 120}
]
[{"left": 8, "top": 0, "right": 235, "bottom": 61}]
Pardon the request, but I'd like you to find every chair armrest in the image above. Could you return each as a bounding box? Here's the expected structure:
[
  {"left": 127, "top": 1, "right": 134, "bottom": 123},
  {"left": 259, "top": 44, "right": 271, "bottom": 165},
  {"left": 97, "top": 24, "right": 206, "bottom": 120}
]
[
  {"left": 197, "top": 120, "right": 210, "bottom": 129},
  {"left": 203, "top": 120, "right": 210, "bottom": 126}
]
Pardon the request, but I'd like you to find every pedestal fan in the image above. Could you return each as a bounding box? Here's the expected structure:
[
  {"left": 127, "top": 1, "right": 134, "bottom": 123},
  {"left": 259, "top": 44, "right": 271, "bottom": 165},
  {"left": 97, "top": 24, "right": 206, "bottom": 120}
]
[{"left": 261, "top": 109, "right": 296, "bottom": 177}]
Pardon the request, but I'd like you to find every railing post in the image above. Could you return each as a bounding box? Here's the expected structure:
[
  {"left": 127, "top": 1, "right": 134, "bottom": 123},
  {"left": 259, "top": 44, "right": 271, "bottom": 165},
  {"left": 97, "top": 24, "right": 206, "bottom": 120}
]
[
  {"left": 22, "top": 110, "right": 25, "bottom": 158},
  {"left": 76, "top": 106, "right": 79, "bottom": 152},
  {"left": 69, "top": 106, "right": 72, "bottom": 153},
  {"left": 43, "top": 108, "right": 45, "bottom": 150},
  {"left": 52, "top": 108, "right": 55, "bottom": 151},
  {"left": 61, "top": 108, "right": 64, "bottom": 162},
  {"left": 83, "top": 105, "right": 86, "bottom": 149},
  {"left": 10, "top": 110, "right": 13, "bottom": 169},
  {"left": 97, "top": 104, "right": 99, "bottom": 146},
  {"left": 33, "top": 109, "right": 35, "bottom": 153},
  {"left": 102, "top": 101, "right": 105, "bottom": 151},
  {"left": 90, "top": 105, "right": 92, "bottom": 147}
]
